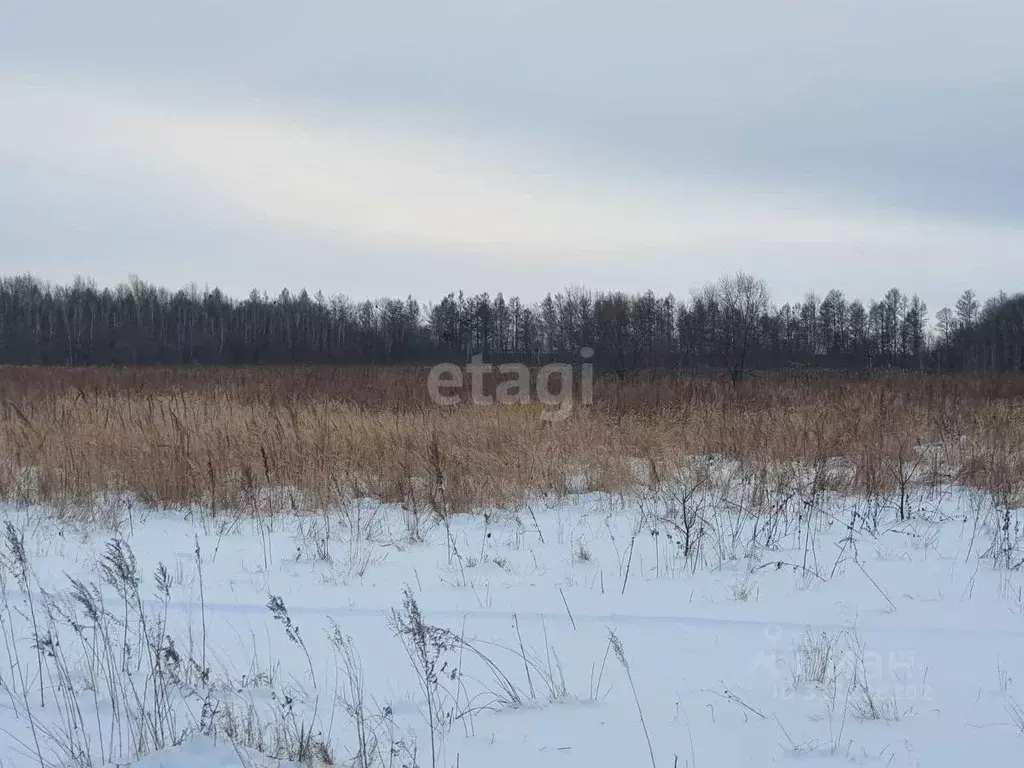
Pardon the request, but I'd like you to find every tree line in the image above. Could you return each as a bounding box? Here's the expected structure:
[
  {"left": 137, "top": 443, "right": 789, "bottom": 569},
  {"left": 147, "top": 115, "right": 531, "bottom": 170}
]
[{"left": 1, "top": 273, "right": 1021, "bottom": 375}]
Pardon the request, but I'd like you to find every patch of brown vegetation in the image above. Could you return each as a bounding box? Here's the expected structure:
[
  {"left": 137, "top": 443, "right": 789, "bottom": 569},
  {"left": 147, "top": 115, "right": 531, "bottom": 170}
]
[{"left": 1, "top": 366, "right": 1022, "bottom": 514}]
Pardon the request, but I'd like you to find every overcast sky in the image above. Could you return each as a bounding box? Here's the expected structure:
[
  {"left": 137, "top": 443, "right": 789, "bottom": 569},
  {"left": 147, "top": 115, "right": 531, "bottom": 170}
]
[{"left": 1, "top": 1, "right": 1021, "bottom": 310}]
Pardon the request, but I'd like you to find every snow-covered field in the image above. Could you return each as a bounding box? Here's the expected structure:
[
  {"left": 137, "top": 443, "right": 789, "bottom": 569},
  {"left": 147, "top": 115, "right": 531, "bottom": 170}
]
[{"left": 2, "top": 474, "right": 1023, "bottom": 767}]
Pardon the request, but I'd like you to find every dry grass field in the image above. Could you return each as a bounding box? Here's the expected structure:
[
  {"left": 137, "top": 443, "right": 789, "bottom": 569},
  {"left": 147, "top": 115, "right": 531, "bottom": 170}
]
[
  {"left": 4, "top": 366, "right": 1024, "bottom": 768},
  {"left": 1, "top": 365, "right": 1023, "bottom": 517}
]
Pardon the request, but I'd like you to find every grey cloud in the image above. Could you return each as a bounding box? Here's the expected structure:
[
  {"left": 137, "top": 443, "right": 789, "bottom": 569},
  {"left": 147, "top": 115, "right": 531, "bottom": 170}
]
[
  {"left": 1, "top": 1, "right": 1022, "bottom": 308},
  {"left": 3, "top": 1, "right": 1021, "bottom": 224}
]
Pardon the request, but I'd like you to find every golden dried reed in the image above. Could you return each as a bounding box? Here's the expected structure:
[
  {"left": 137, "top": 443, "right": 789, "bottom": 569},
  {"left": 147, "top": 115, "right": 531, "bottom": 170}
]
[{"left": 1, "top": 366, "right": 1022, "bottom": 513}]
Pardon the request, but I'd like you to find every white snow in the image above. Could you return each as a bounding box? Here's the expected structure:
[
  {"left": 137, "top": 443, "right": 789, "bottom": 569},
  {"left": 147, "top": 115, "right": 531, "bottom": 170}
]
[{"left": 2, "top": 484, "right": 1023, "bottom": 767}]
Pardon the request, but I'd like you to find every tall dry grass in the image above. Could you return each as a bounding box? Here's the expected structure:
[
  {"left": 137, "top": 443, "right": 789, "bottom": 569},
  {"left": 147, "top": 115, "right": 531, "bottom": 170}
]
[{"left": 1, "top": 366, "right": 1023, "bottom": 514}]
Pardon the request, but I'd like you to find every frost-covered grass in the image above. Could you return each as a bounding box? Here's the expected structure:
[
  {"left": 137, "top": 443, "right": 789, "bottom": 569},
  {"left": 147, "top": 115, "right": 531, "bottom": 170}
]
[{"left": 2, "top": 472, "right": 1024, "bottom": 767}]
